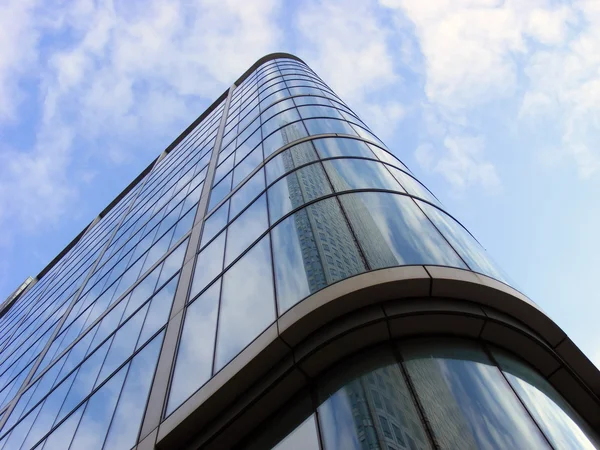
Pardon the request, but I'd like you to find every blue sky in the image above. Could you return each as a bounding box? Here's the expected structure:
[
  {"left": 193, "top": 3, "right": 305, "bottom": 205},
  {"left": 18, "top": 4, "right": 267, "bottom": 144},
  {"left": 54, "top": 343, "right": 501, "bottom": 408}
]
[{"left": 1, "top": 0, "right": 599, "bottom": 367}]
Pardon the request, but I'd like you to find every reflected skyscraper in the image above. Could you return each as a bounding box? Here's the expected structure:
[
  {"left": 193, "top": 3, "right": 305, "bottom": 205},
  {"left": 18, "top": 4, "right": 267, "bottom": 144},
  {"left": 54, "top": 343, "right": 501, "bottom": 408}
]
[{"left": 0, "top": 53, "right": 598, "bottom": 450}]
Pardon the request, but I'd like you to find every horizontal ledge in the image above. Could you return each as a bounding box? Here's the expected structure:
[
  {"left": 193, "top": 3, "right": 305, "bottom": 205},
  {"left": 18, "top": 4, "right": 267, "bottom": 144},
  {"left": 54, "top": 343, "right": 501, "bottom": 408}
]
[{"left": 156, "top": 265, "right": 600, "bottom": 449}]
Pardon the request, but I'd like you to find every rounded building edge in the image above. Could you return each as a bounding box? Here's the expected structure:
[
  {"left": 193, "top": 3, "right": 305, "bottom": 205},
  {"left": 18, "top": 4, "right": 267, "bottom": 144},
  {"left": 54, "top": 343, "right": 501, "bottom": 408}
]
[
  {"left": 155, "top": 272, "right": 600, "bottom": 449},
  {"left": 232, "top": 52, "right": 307, "bottom": 88}
]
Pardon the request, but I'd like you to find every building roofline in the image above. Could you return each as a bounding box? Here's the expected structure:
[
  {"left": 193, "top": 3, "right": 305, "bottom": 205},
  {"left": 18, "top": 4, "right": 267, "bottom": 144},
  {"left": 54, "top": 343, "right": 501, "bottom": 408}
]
[{"left": 29, "top": 52, "right": 304, "bottom": 287}]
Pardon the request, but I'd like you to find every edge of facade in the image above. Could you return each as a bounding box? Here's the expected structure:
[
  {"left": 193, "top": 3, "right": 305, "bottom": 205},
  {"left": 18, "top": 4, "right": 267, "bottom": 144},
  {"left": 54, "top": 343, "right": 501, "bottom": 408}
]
[
  {"left": 154, "top": 266, "right": 600, "bottom": 449},
  {"left": 22, "top": 52, "right": 305, "bottom": 298}
]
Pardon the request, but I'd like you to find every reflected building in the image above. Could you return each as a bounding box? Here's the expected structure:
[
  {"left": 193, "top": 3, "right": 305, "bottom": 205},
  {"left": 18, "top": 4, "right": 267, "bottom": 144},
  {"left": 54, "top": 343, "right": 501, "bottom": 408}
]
[{"left": 1, "top": 53, "right": 599, "bottom": 450}]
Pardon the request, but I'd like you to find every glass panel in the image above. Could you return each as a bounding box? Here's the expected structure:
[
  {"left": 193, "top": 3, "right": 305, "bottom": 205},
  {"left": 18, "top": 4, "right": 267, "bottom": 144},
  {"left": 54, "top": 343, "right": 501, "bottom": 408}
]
[
  {"left": 233, "top": 147, "right": 263, "bottom": 187},
  {"left": 388, "top": 166, "right": 440, "bottom": 206},
  {"left": 122, "top": 265, "right": 160, "bottom": 319},
  {"left": 312, "top": 137, "right": 375, "bottom": 159},
  {"left": 262, "top": 108, "right": 301, "bottom": 137},
  {"left": 401, "top": 339, "right": 550, "bottom": 449},
  {"left": 230, "top": 169, "right": 266, "bottom": 219},
  {"left": 67, "top": 364, "right": 128, "bottom": 450},
  {"left": 272, "top": 198, "right": 365, "bottom": 314},
  {"left": 57, "top": 340, "right": 111, "bottom": 423},
  {"left": 224, "top": 194, "right": 268, "bottom": 266},
  {"left": 263, "top": 122, "right": 308, "bottom": 157},
  {"left": 137, "top": 276, "right": 178, "bottom": 345},
  {"left": 103, "top": 332, "right": 164, "bottom": 450},
  {"left": 323, "top": 158, "right": 404, "bottom": 192},
  {"left": 492, "top": 347, "right": 600, "bottom": 449},
  {"left": 304, "top": 118, "right": 357, "bottom": 136},
  {"left": 267, "top": 163, "right": 332, "bottom": 225},
  {"left": 293, "top": 95, "right": 333, "bottom": 107},
  {"left": 214, "top": 153, "right": 234, "bottom": 185},
  {"left": 417, "top": 201, "right": 512, "bottom": 286},
  {"left": 208, "top": 172, "right": 233, "bottom": 211},
  {"left": 2, "top": 404, "right": 42, "bottom": 450},
  {"left": 168, "top": 281, "right": 220, "bottom": 415},
  {"left": 190, "top": 233, "right": 225, "bottom": 300},
  {"left": 40, "top": 404, "right": 85, "bottom": 450},
  {"left": 201, "top": 202, "right": 229, "bottom": 248},
  {"left": 215, "top": 236, "right": 275, "bottom": 371},
  {"left": 157, "top": 240, "right": 186, "bottom": 287},
  {"left": 95, "top": 304, "right": 146, "bottom": 384},
  {"left": 266, "top": 141, "right": 318, "bottom": 185},
  {"left": 318, "top": 352, "right": 430, "bottom": 450},
  {"left": 340, "top": 192, "right": 466, "bottom": 269},
  {"left": 236, "top": 128, "right": 262, "bottom": 163},
  {"left": 298, "top": 105, "right": 343, "bottom": 120},
  {"left": 367, "top": 143, "right": 408, "bottom": 172}
]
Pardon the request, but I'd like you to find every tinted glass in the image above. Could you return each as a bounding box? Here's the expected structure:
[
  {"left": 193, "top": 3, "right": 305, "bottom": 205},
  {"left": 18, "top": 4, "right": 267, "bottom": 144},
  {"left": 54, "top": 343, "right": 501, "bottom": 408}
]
[
  {"left": 340, "top": 192, "right": 465, "bottom": 269},
  {"left": 272, "top": 198, "right": 365, "bottom": 314},
  {"left": 492, "top": 348, "right": 600, "bottom": 449},
  {"left": 402, "top": 340, "right": 550, "bottom": 449},
  {"left": 214, "top": 237, "right": 275, "bottom": 371}
]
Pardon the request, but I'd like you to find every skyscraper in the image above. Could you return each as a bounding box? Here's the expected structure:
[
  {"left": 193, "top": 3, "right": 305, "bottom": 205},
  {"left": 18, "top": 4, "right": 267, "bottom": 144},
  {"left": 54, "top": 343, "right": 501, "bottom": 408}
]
[{"left": 0, "top": 53, "right": 598, "bottom": 450}]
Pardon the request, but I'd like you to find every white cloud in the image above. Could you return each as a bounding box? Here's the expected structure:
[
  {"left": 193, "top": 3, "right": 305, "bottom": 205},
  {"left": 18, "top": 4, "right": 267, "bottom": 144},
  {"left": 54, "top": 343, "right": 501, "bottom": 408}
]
[
  {"left": 0, "top": 0, "right": 39, "bottom": 121},
  {"left": 380, "top": 0, "right": 600, "bottom": 184},
  {"left": 0, "top": 0, "right": 282, "bottom": 242},
  {"left": 416, "top": 135, "right": 501, "bottom": 192},
  {"left": 295, "top": 0, "right": 406, "bottom": 139}
]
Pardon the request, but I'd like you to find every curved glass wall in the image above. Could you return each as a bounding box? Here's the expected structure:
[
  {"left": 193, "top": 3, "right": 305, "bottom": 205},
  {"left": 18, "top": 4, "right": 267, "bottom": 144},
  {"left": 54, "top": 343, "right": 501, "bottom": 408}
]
[
  {"left": 240, "top": 339, "right": 600, "bottom": 450},
  {"left": 3, "top": 55, "right": 587, "bottom": 450},
  {"left": 167, "top": 58, "right": 517, "bottom": 415}
]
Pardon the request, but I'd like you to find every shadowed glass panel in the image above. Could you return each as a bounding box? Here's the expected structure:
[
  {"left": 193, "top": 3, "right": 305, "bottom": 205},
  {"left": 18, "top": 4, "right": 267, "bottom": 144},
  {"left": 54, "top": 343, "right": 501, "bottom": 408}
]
[{"left": 401, "top": 340, "right": 550, "bottom": 449}]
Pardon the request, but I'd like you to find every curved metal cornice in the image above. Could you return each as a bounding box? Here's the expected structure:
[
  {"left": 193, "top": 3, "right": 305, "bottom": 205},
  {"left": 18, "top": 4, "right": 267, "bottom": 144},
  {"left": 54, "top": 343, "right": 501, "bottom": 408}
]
[{"left": 156, "top": 265, "right": 600, "bottom": 449}]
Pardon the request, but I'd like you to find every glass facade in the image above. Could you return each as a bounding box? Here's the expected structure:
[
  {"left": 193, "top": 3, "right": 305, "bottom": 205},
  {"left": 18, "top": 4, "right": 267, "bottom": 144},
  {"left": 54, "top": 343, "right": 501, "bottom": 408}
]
[
  {"left": 0, "top": 55, "right": 596, "bottom": 449},
  {"left": 241, "top": 340, "right": 600, "bottom": 450}
]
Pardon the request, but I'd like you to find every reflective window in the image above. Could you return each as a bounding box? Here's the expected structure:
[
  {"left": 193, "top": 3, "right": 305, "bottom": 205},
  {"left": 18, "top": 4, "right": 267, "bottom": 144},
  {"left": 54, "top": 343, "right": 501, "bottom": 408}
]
[
  {"left": 387, "top": 166, "right": 440, "bottom": 206},
  {"left": 263, "top": 122, "right": 308, "bottom": 157},
  {"left": 201, "top": 202, "right": 229, "bottom": 247},
  {"left": 267, "top": 163, "right": 332, "bottom": 225},
  {"left": 402, "top": 340, "right": 551, "bottom": 449},
  {"left": 272, "top": 198, "right": 365, "bottom": 314},
  {"left": 417, "top": 201, "right": 511, "bottom": 284},
  {"left": 242, "top": 339, "right": 598, "bottom": 450},
  {"left": 191, "top": 233, "right": 225, "bottom": 300},
  {"left": 272, "top": 416, "right": 320, "bottom": 450},
  {"left": 340, "top": 192, "right": 466, "bottom": 269},
  {"left": 233, "top": 147, "right": 263, "bottom": 187},
  {"left": 318, "top": 351, "right": 431, "bottom": 450},
  {"left": 230, "top": 169, "right": 266, "bottom": 219},
  {"left": 492, "top": 347, "right": 600, "bottom": 449},
  {"left": 225, "top": 194, "right": 269, "bottom": 266},
  {"left": 323, "top": 158, "right": 404, "bottom": 192},
  {"left": 312, "top": 137, "right": 375, "bottom": 159},
  {"left": 304, "top": 118, "right": 357, "bottom": 136},
  {"left": 262, "top": 108, "right": 301, "bottom": 137},
  {"left": 266, "top": 141, "right": 319, "bottom": 185},
  {"left": 168, "top": 281, "right": 220, "bottom": 415},
  {"left": 298, "top": 105, "right": 343, "bottom": 120},
  {"left": 209, "top": 172, "right": 233, "bottom": 210},
  {"left": 214, "top": 236, "right": 275, "bottom": 371}
]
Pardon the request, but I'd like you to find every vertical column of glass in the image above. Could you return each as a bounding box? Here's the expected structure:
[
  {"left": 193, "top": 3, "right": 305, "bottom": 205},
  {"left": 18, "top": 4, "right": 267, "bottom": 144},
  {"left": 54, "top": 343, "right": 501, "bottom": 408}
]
[
  {"left": 0, "top": 184, "right": 143, "bottom": 435},
  {"left": 0, "top": 165, "right": 158, "bottom": 449},
  {"left": 136, "top": 90, "right": 232, "bottom": 445}
]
